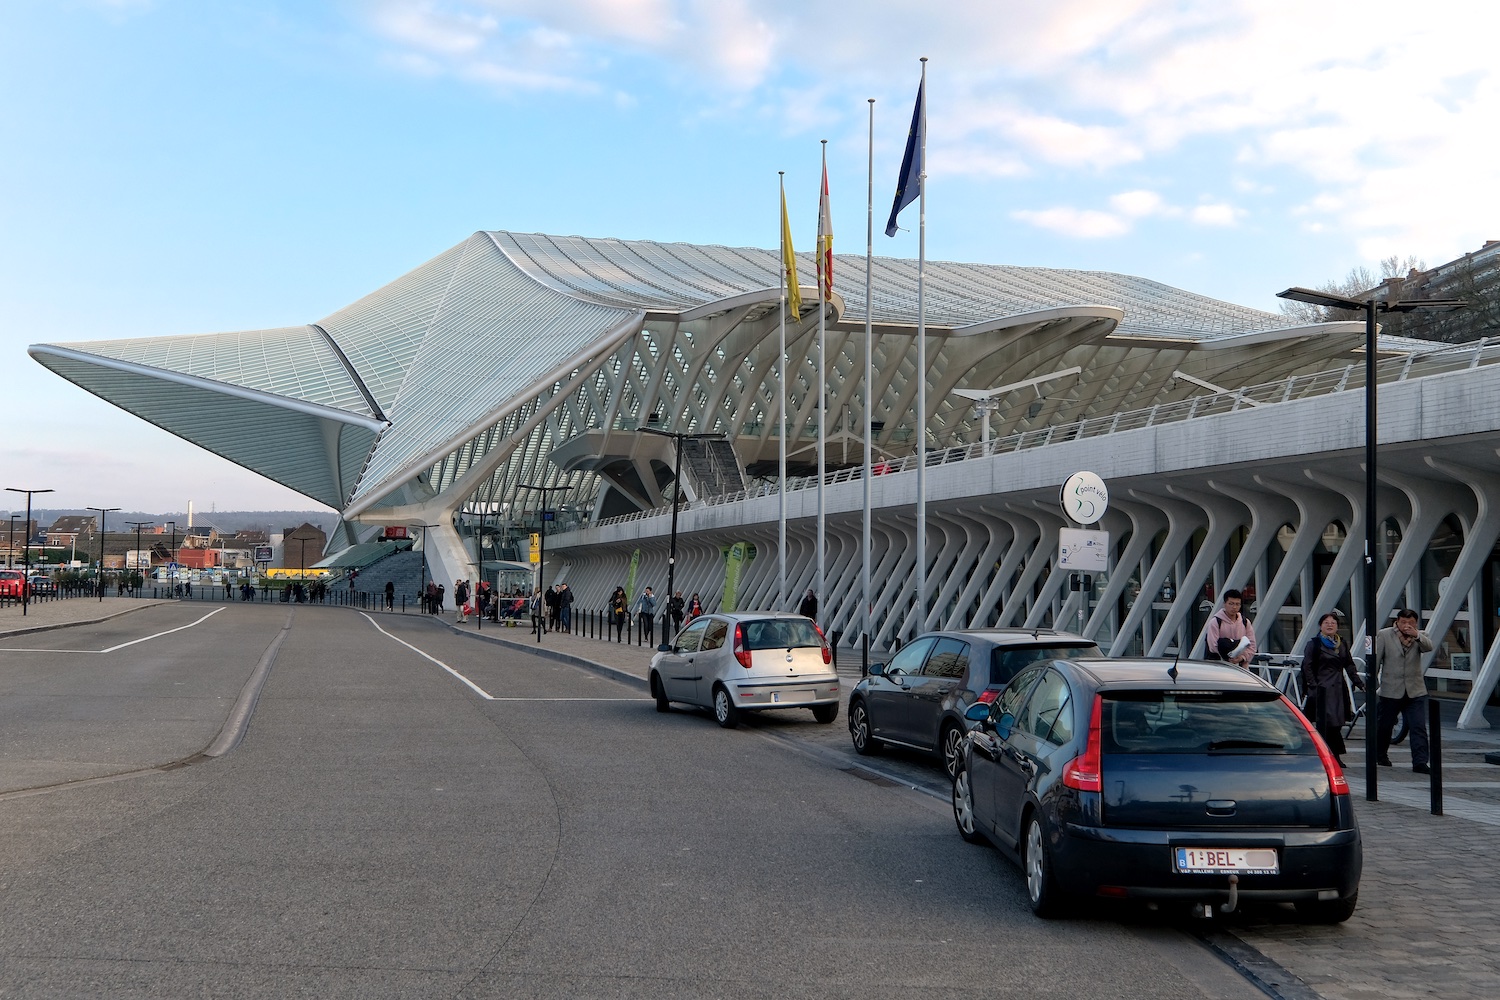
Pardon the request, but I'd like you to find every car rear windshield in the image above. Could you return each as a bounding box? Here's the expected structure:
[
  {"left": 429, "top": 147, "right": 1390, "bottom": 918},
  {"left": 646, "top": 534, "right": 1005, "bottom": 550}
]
[
  {"left": 1102, "top": 691, "right": 1314, "bottom": 755},
  {"left": 989, "top": 643, "right": 1099, "bottom": 686},
  {"left": 740, "top": 619, "right": 824, "bottom": 651}
]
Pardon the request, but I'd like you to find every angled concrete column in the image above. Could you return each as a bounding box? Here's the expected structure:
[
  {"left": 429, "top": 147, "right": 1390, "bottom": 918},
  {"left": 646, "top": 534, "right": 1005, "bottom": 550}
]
[
  {"left": 1088, "top": 501, "right": 1165, "bottom": 653},
  {"left": 1156, "top": 483, "right": 1250, "bottom": 657},
  {"left": 1190, "top": 479, "right": 1296, "bottom": 659},
  {"left": 972, "top": 505, "right": 1037, "bottom": 629},
  {"left": 1114, "top": 489, "right": 1201, "bottom": 658}
]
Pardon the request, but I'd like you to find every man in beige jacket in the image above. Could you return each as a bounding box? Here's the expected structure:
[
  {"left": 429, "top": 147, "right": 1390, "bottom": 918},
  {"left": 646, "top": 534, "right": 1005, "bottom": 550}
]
[{"left": 1373, "top": 609, "right": 1435, "bottom": 774}]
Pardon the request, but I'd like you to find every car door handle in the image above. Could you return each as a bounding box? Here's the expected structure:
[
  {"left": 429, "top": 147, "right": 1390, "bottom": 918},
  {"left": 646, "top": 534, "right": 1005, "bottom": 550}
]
[{"left": 1005, "top": 746, "right": 1036, "bottom": 775}]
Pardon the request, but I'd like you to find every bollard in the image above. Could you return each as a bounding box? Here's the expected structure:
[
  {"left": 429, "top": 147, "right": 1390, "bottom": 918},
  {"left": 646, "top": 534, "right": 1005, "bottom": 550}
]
[
  {"left": 862, "top": 633, "right": 870, "bottom": 677},
  {"left": 1429, "top": 698, "right": 1443, "bottom": 816}
]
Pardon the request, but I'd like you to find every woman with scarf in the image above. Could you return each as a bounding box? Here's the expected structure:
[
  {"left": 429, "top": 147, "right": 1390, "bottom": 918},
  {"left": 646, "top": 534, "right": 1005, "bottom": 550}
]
[{"left": 1300, "top": 612, "right": 1365, "bottom": 764}]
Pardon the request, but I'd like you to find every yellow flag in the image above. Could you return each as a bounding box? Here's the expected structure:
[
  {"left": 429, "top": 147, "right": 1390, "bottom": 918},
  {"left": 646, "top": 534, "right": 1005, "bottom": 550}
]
[{"left": 780, "top": 186, "right": 802, "bottom": 318}]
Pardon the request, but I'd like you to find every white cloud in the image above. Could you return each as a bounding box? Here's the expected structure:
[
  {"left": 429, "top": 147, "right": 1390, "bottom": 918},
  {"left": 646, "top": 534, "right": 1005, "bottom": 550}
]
[
  {"left": 350, "top": 1, "right": 1500, "bottom": 261},
  {"left": 1110, "top": 190, "right": 1167, "bottom": 218},
  {"left": 1013, "top": 207, "right": 1131, "bottom": 239}
]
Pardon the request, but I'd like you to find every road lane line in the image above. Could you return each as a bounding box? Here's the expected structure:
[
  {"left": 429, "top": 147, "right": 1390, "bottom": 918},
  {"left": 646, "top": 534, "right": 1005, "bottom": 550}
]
[
  {"left": 487, "top": 697, "right": 649, "bottom": 701},
  {"left": 0, "top": 607, "right": 226, "bottom": 653},
  {"left": 360, "top": 612, "right": 495, "bottom": 700}
]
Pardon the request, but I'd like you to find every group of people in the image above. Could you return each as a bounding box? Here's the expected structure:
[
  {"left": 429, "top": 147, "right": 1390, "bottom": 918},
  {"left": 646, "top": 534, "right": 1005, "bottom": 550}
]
[{"left": 1206, "top": 587, "right": 1434, "bottom": 773}]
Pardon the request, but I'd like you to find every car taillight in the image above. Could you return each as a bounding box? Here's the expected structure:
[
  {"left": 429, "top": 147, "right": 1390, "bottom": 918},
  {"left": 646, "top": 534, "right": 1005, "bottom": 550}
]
[
  {"left": 976, "top": 689, "right": 1000, "bottom": 705},
  {"left": 1061, "top": 694, "right": 1104, "bottom": 792},
  {"left": 812, "top": 622, "right": 831, "bottom": 664},
  {"left": 733, "top": 624, "right": 752, "bottom": 668},
  {"left": 1281, "top": 694, "right": 1349, "bottom": 795}
]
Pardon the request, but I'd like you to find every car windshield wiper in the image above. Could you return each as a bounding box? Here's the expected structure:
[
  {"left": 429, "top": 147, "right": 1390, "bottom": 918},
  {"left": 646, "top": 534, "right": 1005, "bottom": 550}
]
[{"left": 1207, "top": 739, "right": 1285, "bottom": 751}]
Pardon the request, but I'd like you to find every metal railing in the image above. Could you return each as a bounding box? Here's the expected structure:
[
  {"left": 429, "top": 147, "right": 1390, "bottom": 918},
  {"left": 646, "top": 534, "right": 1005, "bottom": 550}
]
[{"left": 586, "top": 339, "right": 1500, "bottom": 529}]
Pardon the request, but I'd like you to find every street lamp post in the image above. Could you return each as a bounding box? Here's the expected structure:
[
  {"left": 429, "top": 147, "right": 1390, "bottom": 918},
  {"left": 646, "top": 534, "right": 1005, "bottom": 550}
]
[
  {"left": 413, "top": 523, "right": 440, "bottom": 613},
  {"left": 517, "top": 486, "right": 569, "bottom": 632},
  {"left": 163, "top": 520, "right": 178, "bottom": 596},
  {"left": 1277, "top": 284, "right": 1464, "bottom": 803},
  {"left": 126, "top": 521, "right": 152, "bottom": 597},
  {"left": 5, "top": 487, "right": 54, "bottom": 616},
  {"left": 636, "top": 427, "right": 726, "bottom": 637},
  {"left": 86, "top": 506, "right": 120, "bottom": 601},
  {"left": 7, "top": 514, "right": 18, "bottom": 569}
]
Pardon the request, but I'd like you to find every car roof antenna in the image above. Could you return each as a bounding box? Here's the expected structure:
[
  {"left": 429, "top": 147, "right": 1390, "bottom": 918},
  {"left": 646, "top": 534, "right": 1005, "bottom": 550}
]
[{"left": 1168, "top": 648, "right": 1181, "bottom": 683}]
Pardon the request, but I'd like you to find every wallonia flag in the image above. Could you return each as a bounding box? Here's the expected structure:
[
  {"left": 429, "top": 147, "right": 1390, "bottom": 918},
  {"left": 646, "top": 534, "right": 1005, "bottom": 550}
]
[
  {"left": 817, "top": 156, "right": 833, "bottom": 300},
  {"left": 781, "top": 186, "right": 802, "bottom": 317}
]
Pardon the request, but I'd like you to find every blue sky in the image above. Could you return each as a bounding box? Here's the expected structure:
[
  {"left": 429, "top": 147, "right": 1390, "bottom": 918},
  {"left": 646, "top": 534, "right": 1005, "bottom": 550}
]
[{"left": 5, "top": 0, "right": 1499, "bottom": 514}]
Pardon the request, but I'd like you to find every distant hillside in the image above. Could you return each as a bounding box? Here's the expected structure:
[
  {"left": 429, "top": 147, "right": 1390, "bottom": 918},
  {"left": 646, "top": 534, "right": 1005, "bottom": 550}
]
[{"left": 24, "top": 510, "right": 342, "bottom": 537}]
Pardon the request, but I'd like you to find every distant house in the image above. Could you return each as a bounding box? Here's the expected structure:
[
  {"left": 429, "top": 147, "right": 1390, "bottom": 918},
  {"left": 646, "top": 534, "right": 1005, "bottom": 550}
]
[
  {"left": 280, "top": 522, "right": 328, "bottom": 571},
  {"left": 46, "top": 515, "right": 97, "bottom": 546}
]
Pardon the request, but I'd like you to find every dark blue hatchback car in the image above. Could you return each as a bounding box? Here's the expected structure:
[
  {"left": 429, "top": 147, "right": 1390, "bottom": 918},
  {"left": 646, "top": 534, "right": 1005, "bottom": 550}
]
[{"left": 952, "top": 657, "right": 1361, "bottom": 922}]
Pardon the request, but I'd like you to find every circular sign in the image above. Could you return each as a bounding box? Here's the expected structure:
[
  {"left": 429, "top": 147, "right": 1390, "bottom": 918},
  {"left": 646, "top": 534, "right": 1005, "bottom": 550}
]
[{"left": 1060, "top": 471, "right": 1109, "bottom": 525}]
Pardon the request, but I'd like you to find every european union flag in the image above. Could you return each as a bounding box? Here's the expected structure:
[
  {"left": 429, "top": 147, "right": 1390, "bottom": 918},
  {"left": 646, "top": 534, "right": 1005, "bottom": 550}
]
[{"left": 884, "top": 79, "right": 924, "bottom": 237}]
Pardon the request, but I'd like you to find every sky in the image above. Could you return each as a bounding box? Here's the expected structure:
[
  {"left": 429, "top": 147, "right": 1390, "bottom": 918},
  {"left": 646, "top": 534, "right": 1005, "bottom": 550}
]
[{"left": 5, "top": 0, "right": 1500, "bottom": 516}]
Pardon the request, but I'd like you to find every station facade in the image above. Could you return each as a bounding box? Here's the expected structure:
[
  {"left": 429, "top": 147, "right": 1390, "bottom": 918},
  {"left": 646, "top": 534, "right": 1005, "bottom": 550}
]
[{"left": 30, "top": 231, "right": 1500, "bottom": 725}]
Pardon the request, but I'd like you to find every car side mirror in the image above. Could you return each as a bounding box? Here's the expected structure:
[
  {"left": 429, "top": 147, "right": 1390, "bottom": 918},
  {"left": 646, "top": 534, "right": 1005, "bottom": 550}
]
[
  {"left": 868, "top": 662, "right": 886, "bottom": 676},
  {"left": 657, "top": 642, "right": 673, "bottom": 653},
  {"left": 965, "top": 702, "right": 990, "bottom": 723},
  {"left": 995, "top": 712, "right": 1015, "bottom": 741}
]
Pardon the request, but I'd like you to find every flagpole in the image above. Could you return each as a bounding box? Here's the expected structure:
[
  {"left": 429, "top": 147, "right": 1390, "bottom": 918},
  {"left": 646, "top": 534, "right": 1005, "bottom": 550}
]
[
  {"left": 915, "top": 56, "right": 928, "bottom": 631},
  {"left": 863, "top": 98, "right": 875, "bottom": 668},
  {"left": 816, "top": 140, "right": 828, "bottom": 622},
  {"left": 778, "top": 172, "right": 789, "bottom": 611}
]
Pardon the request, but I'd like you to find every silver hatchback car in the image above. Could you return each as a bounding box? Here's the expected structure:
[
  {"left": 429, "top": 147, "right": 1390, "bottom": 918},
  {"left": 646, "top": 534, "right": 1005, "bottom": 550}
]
[{"left": 649, "top": 612, "right": 841, "bottom": 728}]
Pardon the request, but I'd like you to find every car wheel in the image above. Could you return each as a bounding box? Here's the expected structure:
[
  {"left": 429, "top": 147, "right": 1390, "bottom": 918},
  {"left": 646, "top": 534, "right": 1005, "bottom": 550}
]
[
  {"left": 1295, "top": 892, "right": 1358, "bottom": 924},
  {"left": 712, "top": 685, "right": 740, "bottom": 729},
  {"left": 650, "top": 673, "right": 670, "bottom": 713},
  {"left": 952, "top": 767, "right": 985, "bottom": 845},
  {"left": 1024, "top": 812, "right": 1067, "bottom": 918},
  {"left": 849, "top": 701, "right": 880, "bottom": 755},
  {"left": 812, "top": 702, "right": 839, "bottom": 724},
  {"left": 941, "top": 723, "right": 965, "bottom": 780}
]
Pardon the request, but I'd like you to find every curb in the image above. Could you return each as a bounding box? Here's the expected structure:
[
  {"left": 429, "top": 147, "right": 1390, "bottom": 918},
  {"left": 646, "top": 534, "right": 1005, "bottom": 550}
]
[
  {"left": 0, "top": 600, "right": 177, "bottom": 639},
  {"left": 434, "top": 616, "right": 650, "bottom": 691}
]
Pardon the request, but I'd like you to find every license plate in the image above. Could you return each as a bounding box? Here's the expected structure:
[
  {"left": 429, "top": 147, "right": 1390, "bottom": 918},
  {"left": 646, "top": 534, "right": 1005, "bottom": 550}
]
[
  {"left": 770, "top": 691, "right": 780, "bottom": 703},
  {"left": 1175, "top": 847, "right": 1278, "bottom": 874}
]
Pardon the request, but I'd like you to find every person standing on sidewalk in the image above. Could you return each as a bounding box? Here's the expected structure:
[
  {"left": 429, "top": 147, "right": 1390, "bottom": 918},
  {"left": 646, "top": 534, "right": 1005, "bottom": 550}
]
[
  {"left": 668, "top": 591, "right": 685, "bottom": 633},
  {"left": 455, "top": 578, "right": 470, "bottom": 623},
  {"left": 384, "top": 580, "right": 394, "bottom": 611},
  {"left": 559, "top": 583, "right": 574, "bottom": 632},
  {"left": 1300, "top": 613, "right": 1364, "bottom": 765},
  {"left": 636, "top": 586, "right": 657, "bottom": 645},
  {"left": 1205, "top": 588, "right": 1257, "bottom": 667},
  {"left": 798, "top": 588, "right": 818, "bottom": 620},
  {"left": 1374, "top": 608, "right": 1435, "bottom": 773}
]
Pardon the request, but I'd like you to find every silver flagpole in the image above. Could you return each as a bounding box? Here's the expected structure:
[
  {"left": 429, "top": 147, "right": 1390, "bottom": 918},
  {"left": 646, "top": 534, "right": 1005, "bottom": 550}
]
[
  {"left": 778, "top": 171, "right": 788, "bottom": 611},
  {"left": 915, "top": 56, "right": 928, "bottom": 630},
  {"left": 863, "top": 98, "right": 875, "bottom": 661},
  {"left": 817, "top": 140, "right": 828, "bottom": 621}
]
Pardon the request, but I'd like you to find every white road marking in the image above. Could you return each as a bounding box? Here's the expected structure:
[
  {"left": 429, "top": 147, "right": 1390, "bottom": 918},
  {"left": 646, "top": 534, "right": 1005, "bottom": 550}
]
[
  {"left": 360, "top": 612, "right": 495, "bottom": 700},
  {"left": 487, "top": 697, "right": 650, "bottom": 702},
  {"left": 0, "top": 607, "right": 226, "bottom": 653}
]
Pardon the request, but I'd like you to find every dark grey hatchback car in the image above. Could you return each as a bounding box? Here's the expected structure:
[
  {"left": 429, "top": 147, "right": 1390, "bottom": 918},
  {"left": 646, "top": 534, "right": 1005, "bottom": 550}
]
[
  {"left": 847, "top": 629, "right": 1098, "bottom": 779},
  {"left": 951, "top": 657, "right": 1362, "bottom": 922}
]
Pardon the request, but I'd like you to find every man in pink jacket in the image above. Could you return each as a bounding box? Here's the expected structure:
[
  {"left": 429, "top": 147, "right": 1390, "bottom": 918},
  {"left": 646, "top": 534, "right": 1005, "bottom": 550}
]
[{"left": 1205, "top": 588, "right": 1257, "bottom": 667}]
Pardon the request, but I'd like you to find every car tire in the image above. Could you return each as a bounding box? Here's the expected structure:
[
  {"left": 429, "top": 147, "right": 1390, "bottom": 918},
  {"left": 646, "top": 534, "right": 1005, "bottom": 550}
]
[
  {"left": 941, "top": 722, "right": 965, "bottom": 781},
  {"left": 952, "top": 767, "right": 985, "bottom": 845},
  {"left": 849, "top": 701, "right": 880, "bottom": 755},
  {"left": 650, "top": 673, "right": 670, "bottom": 713},
  {"left": 712, "top": 685, "right": 740, "bottom": 729},
  {"left": 812, "top": 702, "right": 839, "bottom": 724},
  {"left": 1023, "top": 812, "right": 1068, "bottom": 918},
  {"left": 1295, "top": 892, "right": 1358, "bottom": 924}
]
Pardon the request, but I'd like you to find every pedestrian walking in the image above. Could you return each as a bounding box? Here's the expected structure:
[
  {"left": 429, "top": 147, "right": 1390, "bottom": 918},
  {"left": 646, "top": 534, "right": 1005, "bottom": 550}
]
[
  {"left": 384, "top": 580, "right": 395, "bottom": 611},
  {"left": 687, "top": 593, "right": 703, "bottom": 621},
  {"left": 545, "top": 585, "right": 560, "bottom": 630},
  {"left": 1374, "top": 608, "right": 1435, "bottom": 773},
  {"left": 559, "top": 583, "right": 574, "bottom": 632},
  {"left": 1299, "top": 613, "right": 1364, "bottom": 765},
  {"left": 798, "top": 588, "right": 818, "bottom": 620},
  {"left": 1205, "top": 588, "right": 1257, "bottom": 667},
  {"left": 455, "top": 578, "right": 470, "bottom": 623},
  {"left": 610, "top": 586, "right": 628, "bottom": 642},
  {"left": 636, "top": 586, "right": 657, "bottom": 645},
  {"left": 669, "top": 590, "right": 685, "bottom": 633}
]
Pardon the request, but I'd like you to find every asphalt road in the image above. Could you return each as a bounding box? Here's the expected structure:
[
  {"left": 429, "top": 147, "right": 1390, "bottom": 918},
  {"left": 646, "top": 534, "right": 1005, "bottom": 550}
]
[{"left": 0, "top": 604, "right": 1262, "bottom": 998}]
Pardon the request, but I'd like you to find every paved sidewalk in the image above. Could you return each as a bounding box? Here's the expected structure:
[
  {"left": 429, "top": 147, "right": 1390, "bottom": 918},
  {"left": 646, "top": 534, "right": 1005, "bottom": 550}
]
[{"left": 11, "top": 600, "right": 1500, "bottom": 999}]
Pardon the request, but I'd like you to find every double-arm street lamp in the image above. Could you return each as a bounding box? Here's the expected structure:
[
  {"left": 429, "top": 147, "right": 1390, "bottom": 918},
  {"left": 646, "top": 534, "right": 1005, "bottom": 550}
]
[
  {"left": 636, "top": 427, "right": 727, "bottom": 629},
  {"left": 5, "top": 487, "right": 54, "bottom": 617},
  {"left": 517, "top": 485, "right": 569, "bottom": 608},
  {"left": 126, "top": 521, "right": 152, "bottom": 596},
  {"left": 413, "top": 523, "right": 441, "bottom": 611},
  {"left": 1277, "top": 284, "right": 1464, "bottom": 803},
  {"left": 163, "top": 520, "right": 178, "bottom": 594},
  {"left": 86, "top": 506, "right": 120, "bottom": 601},
  {"left": 7, "top": 514, "right": 18, "bottom": 569}
]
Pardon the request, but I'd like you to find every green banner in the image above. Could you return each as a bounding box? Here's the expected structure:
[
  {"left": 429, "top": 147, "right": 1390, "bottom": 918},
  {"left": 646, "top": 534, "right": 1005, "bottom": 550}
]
[
  {"left": 626, "top": 548, "right": 641, "bottom": 602},
  {"left": 720, "top": 541, "right": 756, "bottom": 612}
]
